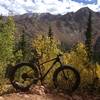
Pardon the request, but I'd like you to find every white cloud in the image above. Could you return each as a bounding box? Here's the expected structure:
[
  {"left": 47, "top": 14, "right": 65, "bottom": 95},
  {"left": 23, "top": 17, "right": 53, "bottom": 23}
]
[{"left": 0, "top": 0, "right": 99, "bottom": 15}]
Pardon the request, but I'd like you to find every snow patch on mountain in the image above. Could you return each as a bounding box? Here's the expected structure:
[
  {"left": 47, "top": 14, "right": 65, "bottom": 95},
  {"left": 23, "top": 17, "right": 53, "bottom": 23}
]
[{"left": 0, "top": 0, "right": 99, "bottom": 15}]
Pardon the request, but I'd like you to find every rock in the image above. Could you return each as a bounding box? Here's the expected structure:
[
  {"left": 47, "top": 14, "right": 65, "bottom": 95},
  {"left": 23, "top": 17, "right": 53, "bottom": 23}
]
[
  {"left": 94, "top": 96, "right": 100, "bottom": 100},
  {"left": 31, "top": 85, "right": 45, "bottom": 95},
  {"left": 72, "top": 95, "right": 83, "bottom": 100},
  {"left": 24, "top": 94, "right": 29, "bottom": 98},
  {"left": 65, "top": 95, "right": 73, "bottom": 100},
  {"left": 59, "top": 93, "right": 64, "bottom": 96},
  {"left": 0, "top": 96, "right": 4, "bottom": 100}
]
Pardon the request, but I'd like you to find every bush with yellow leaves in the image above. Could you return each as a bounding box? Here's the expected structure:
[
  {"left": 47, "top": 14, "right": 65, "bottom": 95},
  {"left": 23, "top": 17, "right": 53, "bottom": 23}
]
[
  {"left": 63, "top": 42, "right": 89, "bottom": 70},
  {"left": 63, "top": 42, "right": 100, "bottom": 89},
  {"left": 32, "top": 34, "right": 62, "bottom": 86}
]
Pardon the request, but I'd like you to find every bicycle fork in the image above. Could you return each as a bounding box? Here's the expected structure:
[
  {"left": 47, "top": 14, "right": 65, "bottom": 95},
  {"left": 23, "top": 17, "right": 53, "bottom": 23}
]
[{"left": 58, "top": 61, "right": 68, "bottom": 80}]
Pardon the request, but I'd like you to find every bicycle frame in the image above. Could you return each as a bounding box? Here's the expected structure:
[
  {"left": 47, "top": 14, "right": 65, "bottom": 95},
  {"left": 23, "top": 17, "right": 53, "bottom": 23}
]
[{"left": 35, "top": 56, "right": 62, "bottom": 81}]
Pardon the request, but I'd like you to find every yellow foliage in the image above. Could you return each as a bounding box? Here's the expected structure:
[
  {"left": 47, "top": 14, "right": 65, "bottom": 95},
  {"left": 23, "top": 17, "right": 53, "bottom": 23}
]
[
  {"left": 32, "top": 35, "right": 61, "bottom": 58},
  {"left": 96, "top": 63, "right": 100, "bottom": 78},
  {"left": 62, "top": 42, "right": 96, "bottom": 86},
  {"left": 32, "top": 34, "right": 62, "bottom": 84},
  {"left": 32, "top": 36, "right": 99, "bottom": 87},
  {"left": 63, "top": 42, "right": 89, "bottom": 70}
]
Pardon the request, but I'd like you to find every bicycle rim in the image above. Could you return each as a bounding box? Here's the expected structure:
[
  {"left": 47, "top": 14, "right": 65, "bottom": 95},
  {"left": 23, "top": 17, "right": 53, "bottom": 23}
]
[
  {"left": 53, "top": 66, "right": 80, "bottom": 93},
  {"left": 10, "top": 63, "right": 39, "bottom": 91}
]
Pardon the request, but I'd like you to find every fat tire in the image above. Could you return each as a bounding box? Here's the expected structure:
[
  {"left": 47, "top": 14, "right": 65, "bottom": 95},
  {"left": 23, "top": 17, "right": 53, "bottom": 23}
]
[
  {"left": 53, "top": 65, "right": 80, "bottom": 93},
  {"left": 9, "top": 63, "right": 39, "bottom": 91}
]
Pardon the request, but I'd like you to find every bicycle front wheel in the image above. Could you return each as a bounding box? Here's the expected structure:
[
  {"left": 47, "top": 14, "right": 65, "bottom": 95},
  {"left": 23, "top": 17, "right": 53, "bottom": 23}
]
[
  {"left": 10, "top": 63, "right": 39, "bottom": 91},
  {"left": 53, "top": 65, "right": 80, "bottom": 93}
]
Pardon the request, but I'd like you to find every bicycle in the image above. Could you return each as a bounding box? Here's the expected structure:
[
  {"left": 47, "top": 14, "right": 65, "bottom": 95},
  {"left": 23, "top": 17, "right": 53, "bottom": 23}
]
[{"left": 8, "top": 54, "right": 80, "bottom": 93}]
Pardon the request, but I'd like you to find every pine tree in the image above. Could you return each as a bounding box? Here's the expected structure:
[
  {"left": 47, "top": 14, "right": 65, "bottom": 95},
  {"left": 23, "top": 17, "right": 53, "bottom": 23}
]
[
  {"left": 14, "top": 31, "right": 27, "bottom": 62},
  {"left": 48, "top": 25, "right": 53, "bottom": 39},
  {"left": 14, "top": 29, "right": 32, "bottom": 62},
  {"left": 0, "top": 15, "right": 4, "bottom": 32},
  {"left": 85, "top": 11, "right": 93, "bottom": 62},
  {"left": 19, "top": 33, "right": 26, "bottom": 61}
]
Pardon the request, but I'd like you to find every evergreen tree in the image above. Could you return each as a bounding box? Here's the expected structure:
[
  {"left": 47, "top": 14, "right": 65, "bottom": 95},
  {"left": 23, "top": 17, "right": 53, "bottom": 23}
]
[
  {"left": 48, "top": 25, "right": 53, "bottom": 39},
  {"left": 14, "top": 30, "right": 32, "bottom": 62},
  {"left": 0, "top": 15, "right": 4, "bottom": 32},
  {"left": 19, "top": 33, "right": 26, "bottom": 61},
  {"left": 85, "top": 11, "right": 93, "bottom": 62},
  {"left": 14, "top": 32, "right": 27, "bottom": 62}
]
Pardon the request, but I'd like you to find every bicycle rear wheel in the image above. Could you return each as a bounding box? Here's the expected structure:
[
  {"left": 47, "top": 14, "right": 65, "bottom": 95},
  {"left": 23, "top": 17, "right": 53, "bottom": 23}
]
[
  {"left": 9, "top": 63, "right": 39, "bottom": 91},
  {"left": 53, "top": 65, "right": 80, "bottom": 93}
]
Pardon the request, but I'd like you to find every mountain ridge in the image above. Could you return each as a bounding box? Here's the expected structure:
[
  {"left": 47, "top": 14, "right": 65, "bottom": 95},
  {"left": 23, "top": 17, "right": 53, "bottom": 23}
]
[
  {"left": 0, "top": 0, "right": 99, "bottom": 15},
  {"left": 13, "top": 7, "right": 100, "bottom": 52}
]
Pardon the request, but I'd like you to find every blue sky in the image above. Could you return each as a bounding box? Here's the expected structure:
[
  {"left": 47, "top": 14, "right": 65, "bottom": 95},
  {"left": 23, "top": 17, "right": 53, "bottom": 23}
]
[{"left": 72, "top": 0, "right": 97, "bottom": 4}]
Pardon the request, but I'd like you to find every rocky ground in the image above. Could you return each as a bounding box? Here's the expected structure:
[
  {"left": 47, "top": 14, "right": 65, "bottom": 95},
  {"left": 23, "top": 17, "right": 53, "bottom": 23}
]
[
  {"left": 1, "top": 92, "right": 100, "bottom": 100},
  {"left": 0, "top": 85, "right": 100, "bottom": 100}
]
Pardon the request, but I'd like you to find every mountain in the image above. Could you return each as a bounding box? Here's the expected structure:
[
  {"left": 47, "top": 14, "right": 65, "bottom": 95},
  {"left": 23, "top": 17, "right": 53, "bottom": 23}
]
[
  {"left": 0, "top": 0, "right": 100, "bottom": 15},
  {"left": 13, "top": 7, "right": 100, "bottom": 53}
]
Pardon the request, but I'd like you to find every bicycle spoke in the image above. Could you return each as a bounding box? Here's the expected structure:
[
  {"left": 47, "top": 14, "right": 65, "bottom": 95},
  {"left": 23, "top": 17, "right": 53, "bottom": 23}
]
[
  {"left": 53, "top": 66, "right": 80, "bottom": 93},
  {"left": 10, "top": 63, "right": 39, "bottom": 91}
]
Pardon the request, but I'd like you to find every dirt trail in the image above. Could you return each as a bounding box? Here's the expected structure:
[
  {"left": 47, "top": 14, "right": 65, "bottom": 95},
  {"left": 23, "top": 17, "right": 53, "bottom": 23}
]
[
  {"left": 0, "top": 92, "right": 99, "bottom": 100},
  {"left": 1, "top": 93, "right": 67, "bottom": 100},
  {"left": 0, "top": 85, "right": 100, "bottom": 100}
]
